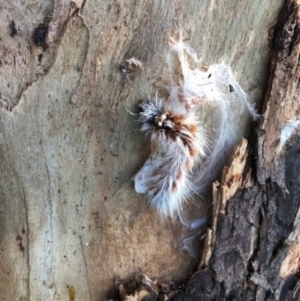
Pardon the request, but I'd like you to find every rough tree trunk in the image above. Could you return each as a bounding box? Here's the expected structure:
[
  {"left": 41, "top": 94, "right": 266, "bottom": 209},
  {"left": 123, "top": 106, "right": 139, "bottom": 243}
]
[
  {"left": 182, "top": 1, "right": 300, "bottom": 300},
  {"left": 0, "top": 0, "right": 289, "bottom": 301}
]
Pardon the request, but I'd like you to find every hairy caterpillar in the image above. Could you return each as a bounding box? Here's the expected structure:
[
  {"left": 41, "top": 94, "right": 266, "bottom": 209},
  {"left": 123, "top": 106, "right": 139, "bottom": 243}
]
[
  {"left": 134, "top": 98, "right": 208, "bottom": 218},
  {"left": 133, "top": 39, "right": 257, "bottom": 219}
]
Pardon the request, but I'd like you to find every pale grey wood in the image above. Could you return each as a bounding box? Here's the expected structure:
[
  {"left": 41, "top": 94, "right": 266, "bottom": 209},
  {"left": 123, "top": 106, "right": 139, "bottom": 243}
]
[{"left": 0, "top": 1, "right": 284, "bottom": 300}]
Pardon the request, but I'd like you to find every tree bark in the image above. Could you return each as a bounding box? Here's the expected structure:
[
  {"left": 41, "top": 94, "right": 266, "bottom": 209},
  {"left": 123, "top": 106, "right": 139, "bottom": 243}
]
[
  {"left": 184, "top": 1, "right": 300, "bottom": 300},
  {"left": 0, "top": 0, "right": 286, "bottom": 300}
]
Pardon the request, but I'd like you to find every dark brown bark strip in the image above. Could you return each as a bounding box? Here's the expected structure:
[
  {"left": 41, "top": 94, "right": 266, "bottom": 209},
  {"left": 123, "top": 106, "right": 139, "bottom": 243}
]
[{"left": 258, "top": 0, "right": 300, "bottom": 187}]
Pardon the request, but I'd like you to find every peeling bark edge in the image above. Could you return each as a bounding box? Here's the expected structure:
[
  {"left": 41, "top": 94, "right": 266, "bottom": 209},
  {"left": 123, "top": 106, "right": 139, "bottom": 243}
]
[
  {"left": 257, "top": 0, "right": 300, "bottom": 186},
  {"left": 183, "top": 1, "right": 300, "bottom": 300}
]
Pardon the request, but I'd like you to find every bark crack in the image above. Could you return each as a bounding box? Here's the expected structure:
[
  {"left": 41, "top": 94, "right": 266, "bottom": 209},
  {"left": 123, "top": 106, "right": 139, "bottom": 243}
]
[
  {"left": 79, "top": 234, "right": 93, "bottom": 301},
  {"left": 21, "top": 186, "right": 31, "bottom": 301}
]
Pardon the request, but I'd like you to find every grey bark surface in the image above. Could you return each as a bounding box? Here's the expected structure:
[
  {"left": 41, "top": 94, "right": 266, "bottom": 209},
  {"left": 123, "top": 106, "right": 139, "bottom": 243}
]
[{"left": 0, "top": 1, "right": 284, "bottom": 300}]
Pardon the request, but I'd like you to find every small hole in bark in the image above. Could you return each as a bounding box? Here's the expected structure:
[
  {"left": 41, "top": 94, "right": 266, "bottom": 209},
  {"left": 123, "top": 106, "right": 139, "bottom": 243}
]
[
  {"left": 33, "top": 25, "right": 48, "bottom": 47},
  {"left": 38, "top": 54, "right": 43, "bottom": 63},
  {"left": 9, "top": 20, "right": 17, "bottom": 37}
]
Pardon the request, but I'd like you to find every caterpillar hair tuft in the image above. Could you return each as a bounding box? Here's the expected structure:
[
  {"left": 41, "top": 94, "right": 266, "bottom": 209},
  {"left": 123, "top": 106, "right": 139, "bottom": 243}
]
[{"left": 134, "top": 98, "right": 208, "bottom": 219}]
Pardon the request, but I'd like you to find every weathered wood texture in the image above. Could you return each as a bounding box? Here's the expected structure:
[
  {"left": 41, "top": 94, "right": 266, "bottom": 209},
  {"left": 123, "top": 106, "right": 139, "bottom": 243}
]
[
  {"left": 179, "top": 1, "right": 300, "bottom": 301},
  {"left": 0, "top": 0, "right": 284, "bottom": 300}
]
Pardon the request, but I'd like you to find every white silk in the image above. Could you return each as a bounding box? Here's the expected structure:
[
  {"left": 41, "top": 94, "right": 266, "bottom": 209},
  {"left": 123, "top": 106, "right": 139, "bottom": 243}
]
[{"left": 133, "top": 40, "right": 257, "bottom": 219}]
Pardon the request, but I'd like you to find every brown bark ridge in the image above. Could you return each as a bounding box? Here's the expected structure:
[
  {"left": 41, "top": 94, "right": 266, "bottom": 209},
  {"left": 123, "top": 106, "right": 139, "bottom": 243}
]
[{"left": 182, "top": 1, "right": 300, "bottom": 301}]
